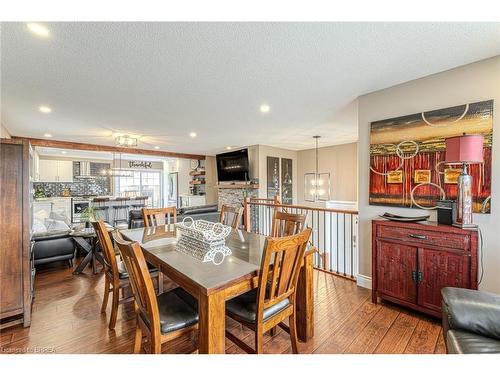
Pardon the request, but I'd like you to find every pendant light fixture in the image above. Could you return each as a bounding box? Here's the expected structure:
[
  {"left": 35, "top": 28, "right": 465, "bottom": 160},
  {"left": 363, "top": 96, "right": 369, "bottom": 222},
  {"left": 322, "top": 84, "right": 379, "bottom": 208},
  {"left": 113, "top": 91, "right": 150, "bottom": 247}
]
[
  {"left": 304, "top": 135, "right": 330, "bottom": 202},
  {"left": 102, "top": 151, "right": 133, "bottom": 178}
]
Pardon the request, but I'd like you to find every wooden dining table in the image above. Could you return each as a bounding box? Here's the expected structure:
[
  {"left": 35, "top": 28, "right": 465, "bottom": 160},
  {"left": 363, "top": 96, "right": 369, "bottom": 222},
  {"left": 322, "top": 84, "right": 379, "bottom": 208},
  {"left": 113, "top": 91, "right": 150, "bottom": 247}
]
[{"left": 119, "top": 225, "right": 315, "bottom": 354}]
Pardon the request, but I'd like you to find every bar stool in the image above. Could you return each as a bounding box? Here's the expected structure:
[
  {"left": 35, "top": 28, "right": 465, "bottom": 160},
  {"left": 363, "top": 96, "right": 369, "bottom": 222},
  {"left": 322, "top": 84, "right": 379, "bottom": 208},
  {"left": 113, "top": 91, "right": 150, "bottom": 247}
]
[
  {"left": 112, "top": 197, "right": 130, "bottom": 229},
  {"left": 92, "top": 197, "right": 110, "bottom": 223},
  {"left": 131, "top": 195, "right": 149, "bottom": 210}
]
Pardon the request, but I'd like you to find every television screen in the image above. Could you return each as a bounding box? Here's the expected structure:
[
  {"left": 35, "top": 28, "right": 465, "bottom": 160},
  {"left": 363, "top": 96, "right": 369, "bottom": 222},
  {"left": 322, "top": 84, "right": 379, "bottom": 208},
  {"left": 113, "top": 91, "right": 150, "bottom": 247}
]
[{"left": 216, "top": 149, "right": 250, "bottom": 182}]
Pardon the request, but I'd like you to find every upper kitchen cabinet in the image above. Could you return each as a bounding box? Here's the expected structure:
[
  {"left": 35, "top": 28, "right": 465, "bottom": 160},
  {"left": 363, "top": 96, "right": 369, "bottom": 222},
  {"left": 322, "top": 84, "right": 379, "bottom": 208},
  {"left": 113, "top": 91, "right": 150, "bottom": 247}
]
[{"left": 38, "top": 159, "right": 74, "bottom": 182}]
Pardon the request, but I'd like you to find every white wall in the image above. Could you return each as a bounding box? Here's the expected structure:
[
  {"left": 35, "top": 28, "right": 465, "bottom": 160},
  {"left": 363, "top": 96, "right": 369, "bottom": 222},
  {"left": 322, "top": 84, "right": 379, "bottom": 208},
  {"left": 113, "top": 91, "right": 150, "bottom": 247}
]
[
  {"left": 358, "top": 56, "right": 500, "bottom": 293},
  {"left": 0, "top": 123, "right": 11, "bottom": 138},
  {"left": 176, "top": 158, "right": 192, "bottom": 196},
  {"left": 297, "top": 142, "right": 358, "bottom": 207}
]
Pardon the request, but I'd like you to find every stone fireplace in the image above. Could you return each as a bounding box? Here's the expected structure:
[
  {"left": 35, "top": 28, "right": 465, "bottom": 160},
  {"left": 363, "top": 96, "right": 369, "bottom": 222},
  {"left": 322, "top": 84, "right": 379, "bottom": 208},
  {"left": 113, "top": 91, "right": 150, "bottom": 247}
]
[{"left": 217, "top": 186, "right": 259, "bottom": 210}]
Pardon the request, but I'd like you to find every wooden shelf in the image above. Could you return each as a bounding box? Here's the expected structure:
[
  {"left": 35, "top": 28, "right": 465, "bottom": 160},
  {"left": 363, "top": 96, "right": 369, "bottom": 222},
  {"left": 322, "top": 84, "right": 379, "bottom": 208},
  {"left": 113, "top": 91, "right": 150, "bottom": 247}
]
[
  {"left": 190, "top": 180, "right": 206, "bottom": 185},
  {"left": 215, "top": 184, "right": 259, "bottom": 189},
  {"left": 189, "top": 170, "right": 206, "bottom": 176}
]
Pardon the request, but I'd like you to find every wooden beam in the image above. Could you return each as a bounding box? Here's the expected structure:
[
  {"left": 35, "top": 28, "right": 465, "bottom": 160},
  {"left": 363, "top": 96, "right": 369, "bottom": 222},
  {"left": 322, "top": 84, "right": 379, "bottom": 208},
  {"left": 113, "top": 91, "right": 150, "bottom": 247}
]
[{"left": 13, "top": 137, "right": 206, "bottom": 160}]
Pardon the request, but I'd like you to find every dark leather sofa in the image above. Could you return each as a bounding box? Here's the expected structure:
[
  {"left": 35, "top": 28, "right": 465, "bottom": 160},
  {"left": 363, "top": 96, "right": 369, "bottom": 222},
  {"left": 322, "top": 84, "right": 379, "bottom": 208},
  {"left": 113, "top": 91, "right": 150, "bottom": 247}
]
[
  {"left": 442, "top": 287, "right": 500, "bottom": 354},
  {"left": 129, "top": 204, "right": 220, "bottom": 229},
  {"left": 32, "top": 232, "right": 76, "bottom": 266}
]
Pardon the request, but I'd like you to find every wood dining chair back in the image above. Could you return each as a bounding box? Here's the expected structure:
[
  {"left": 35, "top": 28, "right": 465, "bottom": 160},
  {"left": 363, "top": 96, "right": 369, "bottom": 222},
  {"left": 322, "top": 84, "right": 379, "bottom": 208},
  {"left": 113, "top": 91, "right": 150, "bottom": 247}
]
[
  {"left": 225, "top": 227, "right": 312, "bottom": 354},
  {"left": 114, "top": 235, "right": 160, "bottom": 337},
  {"left": 220, "top": 204, "right": 243, "bottom": 229},
  {"left": 114, "top": 235, "right": 199, "bottom": 354},
  {"left": 92, "top": 220, "right": 131, "bottom": 329},
  {"left": 271, "top": 210, "right": 306, "bottom": 237},
  {"left": 142, "top": 207, "right": 177, "bottom": 227},
  {"left": 93, "top": 220, "right": 161, "bottom": 330}
]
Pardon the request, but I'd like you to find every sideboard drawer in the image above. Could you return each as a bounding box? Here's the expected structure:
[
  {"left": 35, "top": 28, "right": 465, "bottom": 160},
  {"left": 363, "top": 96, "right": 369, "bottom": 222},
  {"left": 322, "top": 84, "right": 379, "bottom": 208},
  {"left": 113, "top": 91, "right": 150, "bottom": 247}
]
[{"left": 377, "top": 225, "right": 469, "bottom": 250}]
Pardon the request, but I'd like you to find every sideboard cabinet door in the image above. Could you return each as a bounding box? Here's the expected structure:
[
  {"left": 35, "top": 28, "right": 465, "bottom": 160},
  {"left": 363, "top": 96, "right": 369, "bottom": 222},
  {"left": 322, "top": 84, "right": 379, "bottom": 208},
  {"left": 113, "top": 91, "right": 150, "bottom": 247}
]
[
  {"left": 417, "top": 247, "right": 470, "bottom": 313},
  {"left": 376, "top": 240, "right": 418, "bottom": 304}
]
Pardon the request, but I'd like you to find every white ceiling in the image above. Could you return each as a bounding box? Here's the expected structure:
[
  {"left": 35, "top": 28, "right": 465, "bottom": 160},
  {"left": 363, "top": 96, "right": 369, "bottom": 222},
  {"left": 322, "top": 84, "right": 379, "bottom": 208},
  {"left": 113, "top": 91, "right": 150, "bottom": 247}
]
[{"left": 2, "top": 22, "right": 499, "bottom": 155}]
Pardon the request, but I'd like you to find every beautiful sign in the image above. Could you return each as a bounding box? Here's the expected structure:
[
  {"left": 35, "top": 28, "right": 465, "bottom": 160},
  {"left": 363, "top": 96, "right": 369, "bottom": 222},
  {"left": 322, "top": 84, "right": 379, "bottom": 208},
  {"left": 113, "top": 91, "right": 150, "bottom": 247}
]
[{"left": 128, "top": 161, "right": 153, "bottom": 169}]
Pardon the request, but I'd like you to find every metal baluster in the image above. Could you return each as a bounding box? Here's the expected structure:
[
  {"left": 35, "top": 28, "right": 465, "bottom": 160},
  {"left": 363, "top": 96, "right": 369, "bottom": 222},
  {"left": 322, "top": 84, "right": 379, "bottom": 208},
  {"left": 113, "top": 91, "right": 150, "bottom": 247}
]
[
  {"left": 336, "top": 212, "right": 339, "bottom": 274},
  {"left": 323, "top": 211, "right": 326, "bottom": 271},
  {"left": 329, "top": 211, "right": 333, "bottom": 272},
  {"left": 343, "top": 213, "right": 346, "bottom": 276},
  {"left": 350, "top": 214, "right": 354, "bottom": 278}
]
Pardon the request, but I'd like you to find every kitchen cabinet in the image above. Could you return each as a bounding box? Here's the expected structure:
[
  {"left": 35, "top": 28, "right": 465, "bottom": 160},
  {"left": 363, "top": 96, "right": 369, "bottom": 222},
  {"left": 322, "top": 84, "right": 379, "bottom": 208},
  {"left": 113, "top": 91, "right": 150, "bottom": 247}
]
[
  {"left": 39, "top": 159, "right": 73, "bottom": 182},
  {"left": 372, "top": 219, "right": 477, "bottom": 318}
]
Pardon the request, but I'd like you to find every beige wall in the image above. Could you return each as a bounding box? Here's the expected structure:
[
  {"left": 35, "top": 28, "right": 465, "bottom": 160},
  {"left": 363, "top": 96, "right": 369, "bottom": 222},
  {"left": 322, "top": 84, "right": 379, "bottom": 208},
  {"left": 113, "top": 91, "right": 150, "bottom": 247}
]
[
  {"left": 204, "top": 155, "right": 217, "bottom": 205},
  {"left": 0, "top": 123, "right": 11, "bottom": 138},
  {"left": 297, "top": 142, "right": 358, "bottom": 207},
  {"left": 358, "top": 56, "right": 500, "bottom": 293}
]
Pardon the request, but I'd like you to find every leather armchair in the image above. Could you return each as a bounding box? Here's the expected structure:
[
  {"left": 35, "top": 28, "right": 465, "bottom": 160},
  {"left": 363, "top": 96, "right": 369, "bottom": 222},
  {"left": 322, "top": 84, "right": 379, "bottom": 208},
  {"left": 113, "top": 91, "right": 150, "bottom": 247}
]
[
  {"left": 33, "top": 232, "right": 76, "bottom": 266},
  {"left": 442, "top": 287, "right": 500, "bottom": 354}
]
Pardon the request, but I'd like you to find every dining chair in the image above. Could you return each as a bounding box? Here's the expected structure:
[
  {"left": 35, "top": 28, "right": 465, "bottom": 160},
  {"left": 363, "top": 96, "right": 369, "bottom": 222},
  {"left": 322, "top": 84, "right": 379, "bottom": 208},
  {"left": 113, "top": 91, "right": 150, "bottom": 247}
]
[
  {"left": 92, "top": 220, "right": 162, "bottom": 330},
  {"left": 113, "top": 234, "right": 199, "bottom": 354},
  {"left": 225, "top": 227, "right": 312, "bottom": 354},
  {"left": 220, "top": 204, "right": 243, "bottom": 229},
  {"left": 142, "top": 207, "right": 177, "bottom": 227},
  {"left": 271, "top": 210, "right": 307, "bottom": 237}
]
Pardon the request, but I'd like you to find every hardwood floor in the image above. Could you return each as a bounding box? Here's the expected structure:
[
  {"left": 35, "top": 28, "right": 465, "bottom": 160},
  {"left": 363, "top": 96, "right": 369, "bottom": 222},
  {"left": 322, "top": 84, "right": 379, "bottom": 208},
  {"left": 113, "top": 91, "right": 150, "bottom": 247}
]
[{"left": 0, "top": 261, "right": 445, "bottom": 354}]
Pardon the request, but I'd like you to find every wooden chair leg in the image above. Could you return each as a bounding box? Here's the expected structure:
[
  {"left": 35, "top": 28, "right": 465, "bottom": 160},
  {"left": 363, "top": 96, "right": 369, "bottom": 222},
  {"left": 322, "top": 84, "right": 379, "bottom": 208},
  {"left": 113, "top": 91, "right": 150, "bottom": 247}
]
[
  {"left": 269, "top": 326, "right": 277, "bottom": 337},
  {"left": 101, "top": 279, "right": 110, "bottom": 313},
  {"left": 255, "top": 328, "right": 264, "bottom": 354},
  {"left": 289, "top": 313, "right": 299, "bottom": 354},
  {"left": 133, "top": 324, "right": 142, "bottom": 354},
  {"left": 109, "top": 286, "right": 120, "bottom": 330},
  {"left": 157, "top": 272, "right": 164, "bottom": 294},
  {"left": 151, "top": 336, "right": 162, "bottom": 354}
]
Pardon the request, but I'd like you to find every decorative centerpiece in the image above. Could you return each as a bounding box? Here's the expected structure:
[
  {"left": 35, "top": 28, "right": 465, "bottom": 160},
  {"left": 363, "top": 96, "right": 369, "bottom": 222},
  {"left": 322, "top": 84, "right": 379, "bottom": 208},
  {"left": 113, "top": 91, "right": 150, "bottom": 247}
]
[{"left": 175, "top": 218, "right": 232, "bottom": 265}]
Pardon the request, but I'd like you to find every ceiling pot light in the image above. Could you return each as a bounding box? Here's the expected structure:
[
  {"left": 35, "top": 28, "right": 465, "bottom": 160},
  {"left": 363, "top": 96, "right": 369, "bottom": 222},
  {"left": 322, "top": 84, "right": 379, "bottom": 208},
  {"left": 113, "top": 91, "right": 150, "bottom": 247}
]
[
  {"left": 44, "top": 133, "right": 52, "bottom": 138},
  {"left": 27, "top": 23, "right": 50, "bottom": 38},
  {"left": 259, "top": 104, "right": 271, "bottom": 114},
  {"left": 61, "top": 151, "right": 67, "bottom": 154},
  {"left": 189, "top": 132, "right": 197, "bottom": 138},
  {"left": 226, "top": 146, "right": 232, "bottom": 150},
  {"left": 154, "top": 146, "right": 160, "bottom": 150},
  {"left": 39, "top": 106, "right": 52, "bottom": 113}
]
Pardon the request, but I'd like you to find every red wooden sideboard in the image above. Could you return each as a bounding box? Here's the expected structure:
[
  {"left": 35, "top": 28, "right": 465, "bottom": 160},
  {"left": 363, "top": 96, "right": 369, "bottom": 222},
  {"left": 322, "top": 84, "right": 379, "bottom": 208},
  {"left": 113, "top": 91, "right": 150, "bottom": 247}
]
[{"left": 372, "top": 219, "right": 478, "bottom": 318}]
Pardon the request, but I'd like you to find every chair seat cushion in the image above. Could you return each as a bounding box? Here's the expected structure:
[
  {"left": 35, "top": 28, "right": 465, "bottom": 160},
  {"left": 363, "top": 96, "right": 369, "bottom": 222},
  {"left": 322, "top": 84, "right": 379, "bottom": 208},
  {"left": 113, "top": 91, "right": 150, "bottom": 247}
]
[
  {"left": 147, "top": 287, "right": 199, "bottom": 334},
  {"left": 117, "top": 260, "right": 158, "bottom": 279},
  {"left": 447, "top": 330, "right": 500, "bottom": 354},
  {"left": 226, "top": 288, "right": 290, "bottom": 324}
]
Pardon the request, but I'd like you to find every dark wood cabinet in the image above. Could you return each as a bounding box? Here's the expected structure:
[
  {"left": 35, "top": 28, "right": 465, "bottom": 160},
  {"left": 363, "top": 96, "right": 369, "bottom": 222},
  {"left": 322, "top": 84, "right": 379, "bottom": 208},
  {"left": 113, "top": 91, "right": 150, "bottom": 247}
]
[
  {"left": 0, "top": 139, "right": 32, "bottom": 328},
  {"left": 372, "top": 219, "right": 477, "bottom": 318}
]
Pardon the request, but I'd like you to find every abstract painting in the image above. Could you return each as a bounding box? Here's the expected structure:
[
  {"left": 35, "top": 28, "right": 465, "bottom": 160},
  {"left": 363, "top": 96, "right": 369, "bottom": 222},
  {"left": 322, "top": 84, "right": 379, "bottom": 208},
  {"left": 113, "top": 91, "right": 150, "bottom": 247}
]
[{"left": 369, "top": 99, "right": 493, "bottom": 213}]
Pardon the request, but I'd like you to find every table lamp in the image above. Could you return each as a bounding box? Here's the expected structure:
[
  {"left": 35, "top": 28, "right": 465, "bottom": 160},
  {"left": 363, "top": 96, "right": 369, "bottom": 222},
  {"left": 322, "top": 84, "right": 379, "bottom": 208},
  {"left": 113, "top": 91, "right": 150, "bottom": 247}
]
[{"left": 444, "top": 134, "right": 484, "bottom": 228}]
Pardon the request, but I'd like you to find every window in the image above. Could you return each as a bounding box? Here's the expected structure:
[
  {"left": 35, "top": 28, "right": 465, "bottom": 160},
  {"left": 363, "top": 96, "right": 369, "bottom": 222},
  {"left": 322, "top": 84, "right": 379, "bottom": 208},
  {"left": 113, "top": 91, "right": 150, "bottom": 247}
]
[{"left": 114, "top": 170, "right": 162, "bottom": 207}]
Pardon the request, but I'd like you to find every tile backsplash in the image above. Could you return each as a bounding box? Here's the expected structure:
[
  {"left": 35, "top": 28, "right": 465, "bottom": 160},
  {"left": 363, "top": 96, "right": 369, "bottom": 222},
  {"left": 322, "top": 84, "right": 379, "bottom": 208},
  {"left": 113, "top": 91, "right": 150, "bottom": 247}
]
[{"left": 33, "top": 161, "right": 111, "bottom": 197}]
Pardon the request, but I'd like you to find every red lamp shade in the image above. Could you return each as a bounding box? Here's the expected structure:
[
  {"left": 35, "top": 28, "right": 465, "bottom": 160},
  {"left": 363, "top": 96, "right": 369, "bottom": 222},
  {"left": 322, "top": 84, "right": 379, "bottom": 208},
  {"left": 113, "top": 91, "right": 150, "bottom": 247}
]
[{"left": 445, "top": 134, "right": 484, "bottom": 163}]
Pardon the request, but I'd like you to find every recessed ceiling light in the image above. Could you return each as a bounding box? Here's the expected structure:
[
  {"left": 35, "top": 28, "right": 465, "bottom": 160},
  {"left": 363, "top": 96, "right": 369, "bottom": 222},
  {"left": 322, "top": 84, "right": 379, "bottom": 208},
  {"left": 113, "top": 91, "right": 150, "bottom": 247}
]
[
  {"left": 259, "top": 104, "right": 271, "bottom": 114},
  {"left": 39, "top": 106, "right": 52, "bottom": 113},
  {"left": 44, "top": 133, "right": 52, "bottom": 138},
  {"left": 154, "top": 146, "right": 160, "bottom": 150},
  {"left": 226, "top": 146, "right": 232, "bottom": 150},
  {"left": 61, "top": 151, "right": 67, "bottom": 154},
  {"left": 27, "top": 23, "right": 50, "bottom": 38},
  {"left": 189, "top": 132, "right": 197, "bottom": 138}
]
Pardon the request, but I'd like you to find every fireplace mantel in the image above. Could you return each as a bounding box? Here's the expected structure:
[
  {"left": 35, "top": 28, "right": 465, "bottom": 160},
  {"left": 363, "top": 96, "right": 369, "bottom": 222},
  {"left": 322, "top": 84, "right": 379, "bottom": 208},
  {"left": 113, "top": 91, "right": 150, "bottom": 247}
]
[{"left": 215, "top": 184, "right": 259, "bottom": 189}]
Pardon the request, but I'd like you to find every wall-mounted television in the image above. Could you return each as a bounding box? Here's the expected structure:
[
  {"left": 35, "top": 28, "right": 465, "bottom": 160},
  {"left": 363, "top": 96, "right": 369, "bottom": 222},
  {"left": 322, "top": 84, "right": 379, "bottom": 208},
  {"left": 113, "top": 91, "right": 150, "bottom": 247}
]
[{"left": 216, "top": 149, "right": 250, "bottom": 182}]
